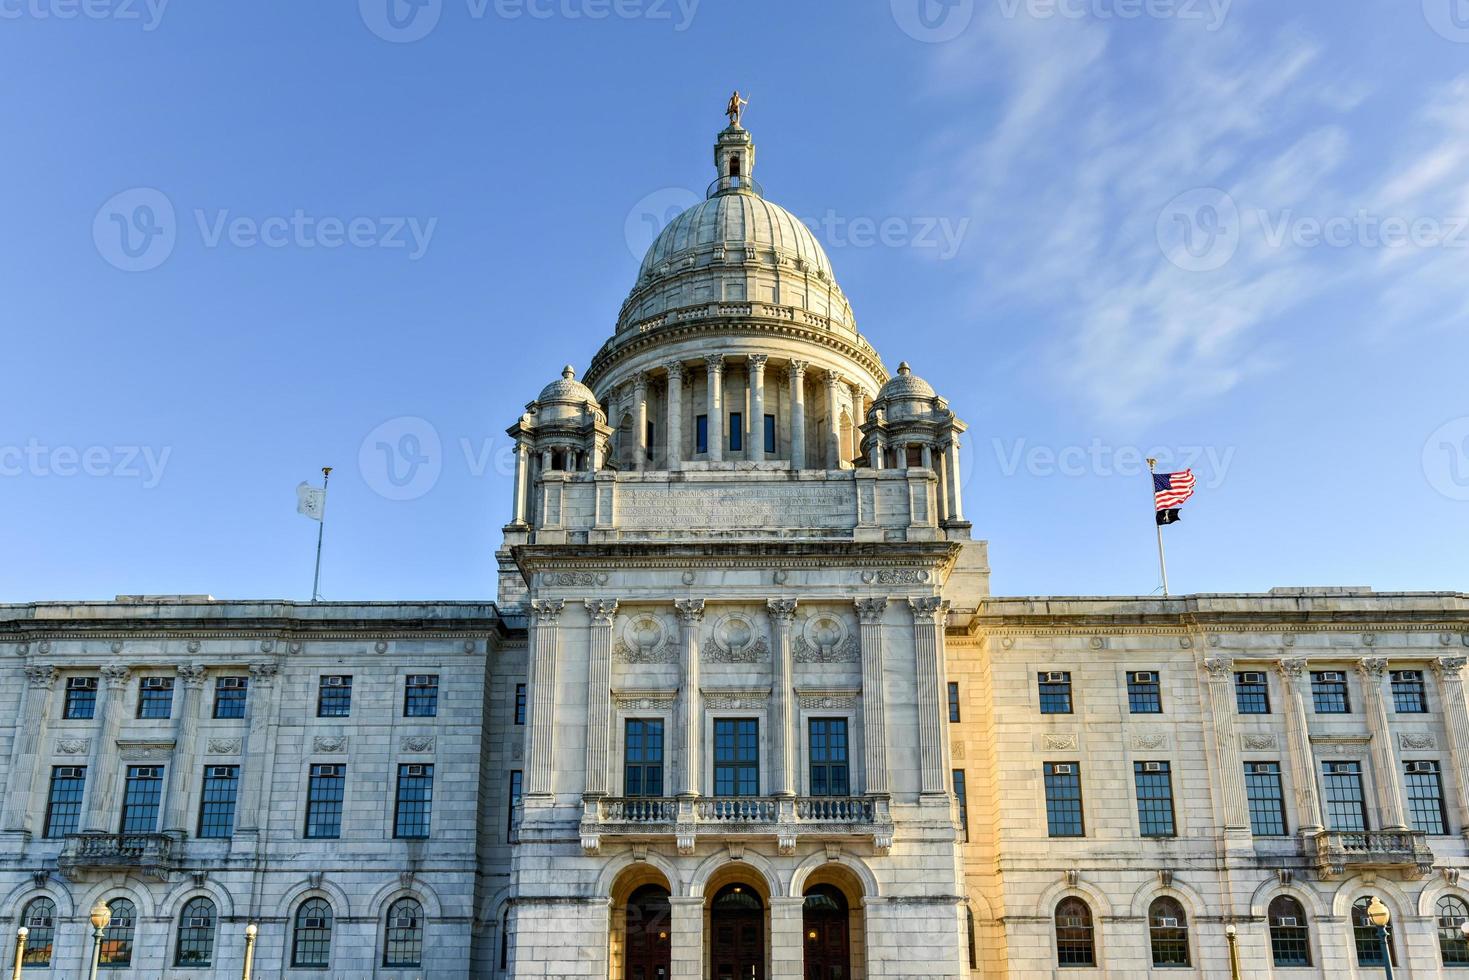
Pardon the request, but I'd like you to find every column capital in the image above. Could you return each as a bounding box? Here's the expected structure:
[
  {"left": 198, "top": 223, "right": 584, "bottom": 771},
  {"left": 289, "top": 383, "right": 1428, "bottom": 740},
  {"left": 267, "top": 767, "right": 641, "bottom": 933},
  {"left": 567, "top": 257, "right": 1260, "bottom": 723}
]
[
  {"left": 100, "top": 664, "right": 131, "bottom": 690},
  {"left": 531, "top": 599, "right": 565, "bottom": 624},
  {"left": 25, "top": 664, "right": 58, "bottom": 689},
  {"left": 766, "top": 598, "right": 798, "bottom": 621},
  {"left": 1200, "top": 657, "right": 1234, "bottom": 679},
  {"left": 584, "top": 599, "right": 619, "bottom": 625},
  {"left": 823, "top": 369, "right": 844, "bottom": 389},
  {"left": 248, "top": 662, "right": 279, "bottom": 683},
  {"left": 747, "top": 353, "right": 769, "bottom": 371},
  {"left": 665, "top": 360, "right": 686, "bottom": 381},
  {"left": 177, "top": 664, "right": 208, "bottom": 689},
  {"left": 855, "top": 598, "right": 889, "bottom": 624},
  {"left": 907, "top": 596, "right": 948, "bottom": 624},
  {"left": 1275, "top": 657, "right": 1308, "bottom": 680},
  {"left": 704, "top": 354, "right": 725, "bottom": 374},
  {"left": 1434, "top": 656, "right": 1468, "bottom": 679},
  {"left": 631, "top": 371, "right": 648, "bottom": 392},
  {"left": 1356, "top": 657, "right": 1390, "bottom": 680},
  {"left": 788, "top": 359, "right": 808, "bottom": 379},
  {"left": 674, "top": 599, "right": 706, "bottom": 624}
]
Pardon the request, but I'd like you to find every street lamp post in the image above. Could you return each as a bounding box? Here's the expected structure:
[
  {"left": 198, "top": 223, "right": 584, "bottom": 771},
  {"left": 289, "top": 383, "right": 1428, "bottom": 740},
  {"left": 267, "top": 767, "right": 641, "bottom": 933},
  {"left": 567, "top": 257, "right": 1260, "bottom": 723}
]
[
  {"left": 86, "top": 902, "right": 111, "bottom": 980},
  {"left": 241, "top": 924, "right": 258, "bottom": 980},
  {"left": 1224, "top": 923, "right": 1241, "bottom": 980},
  {"left": 11, "top": 926, "right": 27, "bottom": 980},
  {"left": 1366, "top": 895, "right": 1394, "bottom": 980}
]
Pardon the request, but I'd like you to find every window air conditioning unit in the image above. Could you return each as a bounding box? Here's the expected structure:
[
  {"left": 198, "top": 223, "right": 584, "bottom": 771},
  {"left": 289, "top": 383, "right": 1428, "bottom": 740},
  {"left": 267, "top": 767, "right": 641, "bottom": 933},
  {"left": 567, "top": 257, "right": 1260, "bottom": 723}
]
[
  {"left": 1325, "top": 763, "right": 1356, "bottom": 774},
  {"left": 209, "top": 767, "right": 235, "bottom": 779},
  {"left": 57, "top": 767, "right": 84, "bottom": 778},
  {"left": 1059, "top": 917, "right": 1084, "bottom": 928},
  {"left": 142, "top": 677, "right": 170, "bottom": 689},
  {"left": 188, "top": 917, "right": 210, "bottom": 928},
  {"left": 1143, "top": 762, "right": 1165, "bottom": 773},
  {"left": 392, "top": 916, "right": 419, "bottom": 930},
  {"left": 405, "top": 765, "right": 427, "bottom": 777},
  {"left": 1044, "top": 672, "right": 1068, "bottom": 683},
  {"left": 68, "top": 677, "right": 98, "bottom": 690},
  {"left": 1406, "top": 762, "right": 1436, "bottom": 774},
  {"left": 1393, "top": 670, "right": 1421, "bottom": 682},
  {"left": 27, "top": 915, "right": 53, "bottom": 928},
  {"left": 316, "top": 765, "right": 342, "bottom": 777},
  {"left": 303, "top": 918, "right": 325, "bottom": 930},
  {"left": 408, "top": 675, "right": 433, "bottom": 686},
  {"left": 1132, "top": 672, "right": 1156, "bottom": 683},
  {"left": 1318, "top": 672, "right": 1344, "bottom": 682},
  {"left": 324, "top": 676, "right": 346, "bottom": 687},
  {"left": 1052, "top": 764, "right": 1074, "bottom": 775},
  {"left": 219, "top": 677, "right": 245, "bottom": 689},
  {"left": 1278, "top": 916, "right": 1298, "bottom": 926},
  {"left": 135, "top": 767, "right": 161, "bottom": 778},
  {"left": 1247, "top": 763, "right": 1274, "bottom": 774},
  {"left": 1158, "top": 917, "right": 1179, "bottom": 928},
  {"left": 1240, "top": 672, "right": 1265, "bottom": 684}
]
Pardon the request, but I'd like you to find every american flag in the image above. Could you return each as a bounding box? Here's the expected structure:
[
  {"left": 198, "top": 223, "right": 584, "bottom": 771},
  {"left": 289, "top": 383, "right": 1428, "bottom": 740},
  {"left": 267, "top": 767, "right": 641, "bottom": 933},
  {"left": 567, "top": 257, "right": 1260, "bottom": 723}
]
[{"left": 1153, "top": 469, "right": 1196, "bottom": 512}]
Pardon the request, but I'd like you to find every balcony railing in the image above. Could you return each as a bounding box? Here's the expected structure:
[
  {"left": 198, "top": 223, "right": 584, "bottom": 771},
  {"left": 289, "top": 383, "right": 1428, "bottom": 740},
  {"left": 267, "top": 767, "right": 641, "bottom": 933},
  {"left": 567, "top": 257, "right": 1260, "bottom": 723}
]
[
  {"left": 697, "top": 798, "right": 779, "bottom": 823},
  {"left": 582, "top": 795, "right": 891, "bottom": 856},
  {"left": 1310, "top": 829, "right": 1434, "bottom": 879},
  {"left": 601, "top": 798, "right": 677, "bottom": 824},
  {"left": 58, "top": 832, "right": 174, "bottom": 881}
]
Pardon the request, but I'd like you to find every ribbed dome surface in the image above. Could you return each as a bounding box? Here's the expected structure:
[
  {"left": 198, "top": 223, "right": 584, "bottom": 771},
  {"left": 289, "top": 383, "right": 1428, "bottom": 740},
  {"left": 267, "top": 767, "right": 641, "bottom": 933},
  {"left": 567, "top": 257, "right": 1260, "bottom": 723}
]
[
  {"left": 876, "top": 362, "right": 935, "bottom": 402},
  {"left": 638, "top": 193, "right": 834, "bottom": 282},
  {"left": 538, "top": 365, "right": 597, "bottom": 405}
]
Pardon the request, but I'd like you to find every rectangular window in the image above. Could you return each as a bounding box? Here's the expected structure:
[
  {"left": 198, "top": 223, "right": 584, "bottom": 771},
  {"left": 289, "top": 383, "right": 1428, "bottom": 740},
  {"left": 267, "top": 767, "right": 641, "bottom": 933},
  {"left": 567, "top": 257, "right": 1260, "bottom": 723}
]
[
  {"left": 514, "top": 683, "right": 527, "bottom": 725},
  {"left": 64, "top": 676, "right": 98, "bottom": 720},
  {"left": 728, "top": 412, "right": 743, "bottom": 452},
  {"left": 197, "top": 765, "right": 239, "bottom": 839},
  {"left": 624, "top": 719, "right": 665, "bottom": 798},
  {"left": 120, "top": 766, "right": 164, "bottom": 834},
  {"left": 695, "top": 414, "right": 708, "bottom": 454},
  {"left": 508, "top": 770, "right": 523, "bottom": 838},
  {"left": 763, "top": 414, "right": 776, "bottom": 454},
  {"left": 948, "top": 681, "right": 961, "bottom": 722},
  {"left": 645, "top": 420, "right": 655, "bottom": 460},
  {"left": 1311, "top": 671, "right": 1350, "bottom": 713},
  {"left": 43, "top": 766, "right": 86, "bottom": 838},
  {"left": 212, "top": 676, "right": 248, "bottom": 719},
  {"left": 393, "top": 764, "right": 434, "bottom": 839},
  {"left": 1038, "top": 671, "right": 1073, "bottom": 714},
  {"left": 305, "top": 764, "right": 345, "bottom": 839},
  {"left": 1127, "top": 671, "right": 1163, "bottom": 714},
  {"left": 404, "top": 674, "right": 438, "bottom": 717},
  {"left": 713, "top": 718, "right": 759, "bottom": 797},
  {"left": 1245, "top": 762, "right": 1288, "bottom": 836},
  {"left": 1405, "top": 761, "right": 1448, "bottom": 834},
  {"left": 1392, "top": 670, "right": 1427, "bottom": 713},
  {"left": 951, "top": 769, "right": 969, "bottom": 842},
  {"left": 1044, "top": 762, "right": 1085, "bottom": 837},
  {"left": 809, "top": 718, "right": 850, "bottom": 797},
  {"left": 1234, "top": 672, "right": 1271, "bottom": 714},
  {"left": 1323, "top": 761, "right": 1368, "bottom": 832},
  {"left": 136, "top": 676, "right": 174, "bottom": 719},
  {"left": 317, "top": 675, "right": 353, "bottom": 717},
  {"left": 1133, "top": 761, "right": 1177, "bottom": 837}
]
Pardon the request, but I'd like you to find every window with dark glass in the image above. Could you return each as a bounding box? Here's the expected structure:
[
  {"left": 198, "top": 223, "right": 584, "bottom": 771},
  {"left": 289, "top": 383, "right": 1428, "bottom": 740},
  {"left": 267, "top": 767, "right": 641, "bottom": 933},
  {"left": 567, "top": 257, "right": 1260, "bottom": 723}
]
[
  {"left": 967, "top": 907, "right": 978, "bottom": 970},
  {"left": 212, "top": 675, "right": 247, "bottom": 719},
  {"left": 645, "top": 420, "right": 655, "bottom": 461},
  {"left": 317, "top": 675, "right": 352, "bottom": 717},
  {"left": 1245, "top": 762, "right": 1288, "bottom": 836},
  {"left": 1055, "top": 897, "right": 1095, "bottom": 967},
  {"left": 64, "top": 676, "right": 97, "bottom": 720},
  {"left": 1438, "top": 895, "right": 1469, "bottom": 967},
  {"left": 291, "top": 898, "right": 333, "bottom": 968},
  {"left": 1039, "top": 672, "right": 1073, "bottom": 714},
  {"left": 695, "top": 414, "right": 708, "bottom": 454},
  {"left": 1148, "top": 897, "right": 1190, "bottom": 967},
  {"left": 1311, "top": 671, "right": 1350, "bottom": 713},
  {"left": 713, "top": 718, "right": 759, "bottom": 797},
  {"left": 175, "top": 896, "right": 217, "bottom": 967},
  {"left": 1134, "top": 761, "right": 1176, "bottom": 838},
  {"left": 728, "top": 412, "right": 743, "bottom": 452},
  {"left": 508, "top": 770, "right": 522, "bottom": 837},
  {"left": 953, "top": 769, "right": 969, "bottom": 842},
  {"left": 120, "top": 765, "right": 163, "bottom": 834},
  {"left": 1406, "top": 761, "right": 1448, "bottom": 834},
  {"left": 100, "top": 898, "right": 135, "bottom": 967},
  {"left": 808, "top": 717, "right": 850, "bottom": 797},
  {"left": 137, "top": 676, "right": 174, "bottom": 719},
  {"left": 1268, "top": 896, "right": 1311, "bottom": 967},
  {"left": 403, "top": 674, "right": 438, "bottom": 717},
  {"left": 1323, "top": 762, "right": 1368, "bottom": 832},
  {"left": 763, "top": 414, "right": 776, "bottom": 454},
  {"left": 1393, "top": 670, "right": 1428, "bottom": 713},
  {"left": 1127, "top": 671, "right": 1163, "bottom": 713},
  {"left": 305, "top": 764, "right": 345, "bottom": 839},
  {"left": 197, "top": 765, "right": 239, "bottom": 838},
  {"left": 393, "top": 764, "right": 433, "bottom": 839},
  {"left": 624, "top": 719, "right": 665, "bottom": 797},
  {"left": 514, "top": 683, "right": 527, "bottom": 725},
  {"left": 43, "top": 766, "right": 86, "bottom": 838},
  {"left": 1353, "top": 897, "right": 1397, "bottom": 967},
  {"left": 1044, "top": 762, "right": 1084, "bottom": 837},
  {"left": 1234, "top": 672, "right": 1270, "bottom": 714},
  {"left": 21, "top": 897, "right": 56, "bottom": 967},
  {"left": 383, "top": 898, "right": 424, "bottom": 968},
  {"left": 948, "top": 681, "right": 961, "bottom": 722}
]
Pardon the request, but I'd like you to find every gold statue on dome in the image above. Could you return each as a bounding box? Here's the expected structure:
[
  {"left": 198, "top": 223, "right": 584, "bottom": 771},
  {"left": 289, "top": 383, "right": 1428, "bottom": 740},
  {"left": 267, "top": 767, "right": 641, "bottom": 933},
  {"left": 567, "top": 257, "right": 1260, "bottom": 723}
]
[{"left": 726, "top": 90, "right": 749, "bottom": 128}]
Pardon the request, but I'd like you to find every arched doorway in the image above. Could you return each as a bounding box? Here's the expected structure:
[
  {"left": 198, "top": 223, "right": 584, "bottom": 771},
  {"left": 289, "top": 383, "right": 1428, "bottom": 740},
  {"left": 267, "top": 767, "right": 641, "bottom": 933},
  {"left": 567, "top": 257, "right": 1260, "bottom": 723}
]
[
  {"left": 803, "top": 884, "right": 850, "bottom": 980},
  {"left": 710, "top": 884, "right": 764, "bottom": 980},
  {"left": 625, "top": 885, "right": 671, "bottom": 980}
]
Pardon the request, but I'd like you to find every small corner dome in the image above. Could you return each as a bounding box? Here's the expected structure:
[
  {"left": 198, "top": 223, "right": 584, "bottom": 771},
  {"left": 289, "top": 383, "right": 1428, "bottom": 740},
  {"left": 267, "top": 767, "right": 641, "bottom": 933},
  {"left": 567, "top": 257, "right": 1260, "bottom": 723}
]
[
  {"left": 873, "top": 362, "right": 939, "bottom": 421},
  {"left": 537, "top": 365, "right": 598, "bottom": 407}
]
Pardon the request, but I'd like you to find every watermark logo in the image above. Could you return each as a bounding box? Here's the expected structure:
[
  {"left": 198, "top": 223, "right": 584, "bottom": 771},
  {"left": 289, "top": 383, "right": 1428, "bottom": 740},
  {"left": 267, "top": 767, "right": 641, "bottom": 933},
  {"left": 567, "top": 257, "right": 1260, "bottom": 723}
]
[
  {"left": 93, "top": 187, "right": 177, "bottom": 273},
  {"left": 995, "top": 0, "right": 1231, "bottom": 30},
  {"left": 0, "top": 0, "right": 169, "bottom": 30},
  {"left": 624, "top": 186, "right": 699, "bottom": 261},
  {"left": 992, "top": 438, "right": 1235, "bottom": 488},
  {"left": 359, "top": 0, "right": 442, "bottom": 42},
  {"left": 0, "top": 439, "right": 171, "bottom": 488},
  {"left": 1423, "top": 0, "right": 1469, "bottom": 42},
  {"left": 1156, "top": 187, "right": 1240, "bottom": 273},
  {"left": 891, "top": 0, "right": 974, "bottom": 42},
  {"left": 1424, "top": 417, "right": 1469, "bottom": 501},
  {"left": 802, "top": 211, "right": 970, "bottom": 260},
  {"left": 1257, "top": 210, "right": 1469, "bottom": 251},
  {"left": 359, "top": 416, "right": 443, "bottom": 501}
]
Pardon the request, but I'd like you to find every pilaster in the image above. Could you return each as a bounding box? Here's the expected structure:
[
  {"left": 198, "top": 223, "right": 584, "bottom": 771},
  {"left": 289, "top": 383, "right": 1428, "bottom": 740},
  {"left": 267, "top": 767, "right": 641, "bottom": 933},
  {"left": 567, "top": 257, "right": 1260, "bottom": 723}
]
[
  {"left": 1199, "top": 657, "right": 1252, "bottom": 842},
  {"left": 83, "top": 664, "right": 131, "bottom": 833},
  {"left": 526, "top": 599, "right": 564, "bottom": 799},
  {"left": 1358, "top": 657, "right": 1409, "bottom": 830},
  {"left": 856, "top": 598, "right": 890, "bottom": 796},
  {"left": 234, "top": 661, "right": 280, "bottom": 846},
  {"left": 1276, "top": 658, "right": 1324, "bottom": 834},
  {"left": 1432, "top": 656, "right": 1469, "bottom": 836},
  {"left": 1, "top": 664, "right": 57, "bottom": 836},
  {"left": 674, "top": 600, "right": 705, "bottom": 797},
  {"left": 909, "top": 596, "right": 951, "bottom": 796},
  {"left": 583, "top": 600, "right": 618, "bottom": 797},
  {"left": 163, "top": 664, "right": 207, "bottom": 836},
  {"left": 767, "top": 598, "right": 798, "bottom": 797}
]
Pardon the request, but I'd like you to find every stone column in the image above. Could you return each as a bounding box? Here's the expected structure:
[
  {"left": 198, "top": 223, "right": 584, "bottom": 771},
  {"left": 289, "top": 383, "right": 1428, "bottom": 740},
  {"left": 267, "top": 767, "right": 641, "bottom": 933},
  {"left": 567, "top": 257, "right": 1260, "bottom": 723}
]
[
  {"left": 868, "top": 439, "right": 883, "bottom": 470},
  {"left": 747, "top": 354, "right": 768, "bottom": 462},
  {"left": 1199, "top": 658, "right": 1252, "bottom": 836},
  {"left": 665, "top": 362, "right": 684, "bottom": 469},
  {"left": 632, "top": 372, "right": 648, "bottom": 472},
  {"left": 1, "top": 664, "right": 57, "bottom": 834},
  {"left": 673, "top": 600, "right": 705, "bottom": 797},
  {"left": 935, "top": 450, "right": 951, "bottom": 518},
  {"left": 1431, "top": 656, "right": 1469, "bottom": 834},
  {"left": 770, "top": 896, "right": 804, "bottom": 980},
  {"left": 668, "top": 896, "right": 703, "bottom": 980},
  {"left": 944, "top": 439, "right": 965, "bottom": 523},
  {"left": 236, "top": 662, "right": 280, "bottom": 837},
  {"left": 848, "top": 381, "right": 865, "bottom": 431},
  {"left": 824, "top": 371, "right": 844, "bottom": 469},
  {"left": 526, "top": 600, "right": 564, "bottom": 799},
  {"left": 163, "top": 664, "right": 207, "bottom": 837},
  {"left": 511, "top": 440, "right": 530, "bottom": 524},
  {"left": 83, "top": 664, "right": 131, "bottom": 833},
  {"left": 704, "top": 356, "right": 724, "bottom": 462},
  {"left": 855, "top": 599, "right": 890, "bottom": 795},
  {"left": 920, "top": 444, "right": 933, "bottom": 469},
  {"left": 788, "top": 360, "right": 808, "bottom": 468},
  {"left": 1358, "top": 657, "right": 1409, "bottom": 830},
  {"left": 908, "top": 597, "right": 950, "bottom": 796},
  {"left": 1276, "top": 659, "right": 1325, "bottom": 834},
  {"left": 583, "top": 600, "right": 618, "bottom": 797},
  {"left": 767, "top": 599, "right": 798, "bottom": 797}
]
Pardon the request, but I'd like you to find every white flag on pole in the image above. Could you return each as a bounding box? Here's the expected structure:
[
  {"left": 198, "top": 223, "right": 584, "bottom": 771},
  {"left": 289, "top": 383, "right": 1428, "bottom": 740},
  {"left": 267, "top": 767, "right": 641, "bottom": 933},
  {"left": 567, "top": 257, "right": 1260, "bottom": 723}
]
[{"left": 296, "top": 481, "right": 327, "bottom": 521}]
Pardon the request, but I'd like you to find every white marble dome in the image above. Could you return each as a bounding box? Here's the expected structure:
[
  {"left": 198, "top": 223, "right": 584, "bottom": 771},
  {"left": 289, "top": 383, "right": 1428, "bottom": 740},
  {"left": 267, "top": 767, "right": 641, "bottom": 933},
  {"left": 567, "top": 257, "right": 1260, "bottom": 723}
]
[{"left": 637, "top": 192, "right": 836, "bottom": 284}]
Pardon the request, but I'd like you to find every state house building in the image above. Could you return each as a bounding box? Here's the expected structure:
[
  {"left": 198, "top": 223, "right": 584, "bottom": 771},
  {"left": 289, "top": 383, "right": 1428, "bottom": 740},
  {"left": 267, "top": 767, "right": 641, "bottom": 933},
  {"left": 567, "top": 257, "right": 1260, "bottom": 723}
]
[{"left": 2, "top": 117, "right": 1468, "bottom": 979}]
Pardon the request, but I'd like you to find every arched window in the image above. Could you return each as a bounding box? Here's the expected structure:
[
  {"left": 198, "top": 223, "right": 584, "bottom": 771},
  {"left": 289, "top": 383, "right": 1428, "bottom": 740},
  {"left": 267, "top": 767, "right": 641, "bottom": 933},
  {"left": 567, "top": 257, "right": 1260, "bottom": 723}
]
[
  {"left": 175, "top": 896, "right": 217, "bottom": 967},
  {"left": 1438, "top": 895, "right": 1469, "bottom": 966},
  {"left": 1055, "top": 897, "right": 1095, "bottom": 967},
  {"left": 1268, "top": 896, "right": 1310, "bottom": 967},
  {"left": 1148, "top": 897, "right": 1190, "bottom": 967},
  {"left": 291, "top": 898, "right": 334, "bottom": 969},
  {"left": 499, "top": 907, "right": 511, "bottom": 974},
  {"left": 21, "top": 897, "right": 56, "bottom": 967},
  {"left": 100, "top": 898, "right": 136, "bottom": 967},
  {"left": 1352, "top": 897, "right": 1397, "bottom": 967},
  {"left": 966, "top": 906, "right": 978, "bottom": 970},
  {"left": 383, "top": 898, "right": 425, "bottom": 968}
]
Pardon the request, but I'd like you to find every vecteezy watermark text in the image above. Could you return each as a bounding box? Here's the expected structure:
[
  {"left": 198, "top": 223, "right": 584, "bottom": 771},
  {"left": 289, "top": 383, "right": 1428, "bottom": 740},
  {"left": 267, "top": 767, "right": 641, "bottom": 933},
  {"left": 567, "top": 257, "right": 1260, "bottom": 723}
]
[
  {"left": 0, "top": 440, "right": 171, "bottom": 488},
  {"left": 995, "top": 0, "right": 1231, "bottom": 30},
  {"left": 992, "top": 438, "right": 1234, "bottom": 488},
  {"left": 0, "top": 0, "right": 167, "bottom": 29},
  {"left": 359, "top": 0, "right": 698, "bottom": 43},
  {"left": 802, "top": 210, "right": 970, "bottom": 260}
]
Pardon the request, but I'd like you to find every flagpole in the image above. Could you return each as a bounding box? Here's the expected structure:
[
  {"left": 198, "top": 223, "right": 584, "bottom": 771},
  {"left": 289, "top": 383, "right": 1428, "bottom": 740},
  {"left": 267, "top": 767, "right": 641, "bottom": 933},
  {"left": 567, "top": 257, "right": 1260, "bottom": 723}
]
[
  {"left": 311, "top": 466, "right": 332, "bottom": 603},
  {"left": 1147, "top": 457, "right": 1170, "bottom": 597}
]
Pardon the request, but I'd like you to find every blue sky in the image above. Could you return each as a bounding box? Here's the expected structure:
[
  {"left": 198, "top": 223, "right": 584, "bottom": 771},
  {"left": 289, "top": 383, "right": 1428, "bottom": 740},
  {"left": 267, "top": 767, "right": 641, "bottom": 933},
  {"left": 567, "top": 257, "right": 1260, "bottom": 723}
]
[{"left": 2, "top": 0, "right": 1467, "bottom": 603}]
